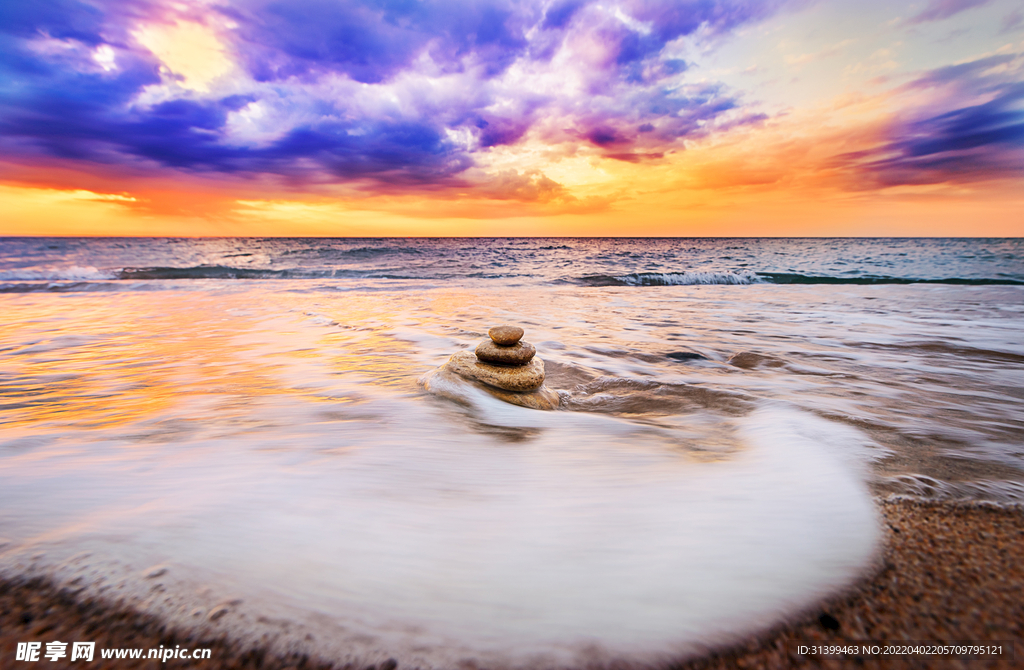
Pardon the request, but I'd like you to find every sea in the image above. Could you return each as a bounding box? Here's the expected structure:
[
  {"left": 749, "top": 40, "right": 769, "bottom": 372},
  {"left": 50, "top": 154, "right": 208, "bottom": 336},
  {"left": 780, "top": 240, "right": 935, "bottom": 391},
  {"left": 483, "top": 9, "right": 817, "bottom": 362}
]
[{"left": 1, "top": 237, "right": 1022, "bottom": 668}]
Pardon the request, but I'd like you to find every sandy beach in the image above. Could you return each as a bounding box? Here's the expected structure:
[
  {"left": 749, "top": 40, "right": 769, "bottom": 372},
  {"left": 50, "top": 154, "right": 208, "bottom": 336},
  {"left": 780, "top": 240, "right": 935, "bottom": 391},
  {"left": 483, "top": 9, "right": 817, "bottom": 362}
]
[
  {"left": 682, "top": 500, "right": 1023, "bottom": 670},
  {"left": 2, "top": 499, "right": 1020, "bottom": 670}
]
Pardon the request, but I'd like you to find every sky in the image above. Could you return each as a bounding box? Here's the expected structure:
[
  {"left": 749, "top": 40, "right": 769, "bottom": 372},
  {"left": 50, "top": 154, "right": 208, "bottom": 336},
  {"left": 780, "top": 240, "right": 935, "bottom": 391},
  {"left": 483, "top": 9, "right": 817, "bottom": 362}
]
[{"left": 0, "top": 0, "right": 1022, "bottom": 236}]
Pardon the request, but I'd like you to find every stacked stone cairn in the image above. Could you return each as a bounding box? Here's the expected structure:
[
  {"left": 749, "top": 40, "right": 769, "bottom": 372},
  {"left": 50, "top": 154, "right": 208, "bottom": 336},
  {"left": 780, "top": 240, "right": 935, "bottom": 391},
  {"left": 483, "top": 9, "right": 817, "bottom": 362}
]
[{"left": 422, "top": 324, "right": 560, "bottom": 410}]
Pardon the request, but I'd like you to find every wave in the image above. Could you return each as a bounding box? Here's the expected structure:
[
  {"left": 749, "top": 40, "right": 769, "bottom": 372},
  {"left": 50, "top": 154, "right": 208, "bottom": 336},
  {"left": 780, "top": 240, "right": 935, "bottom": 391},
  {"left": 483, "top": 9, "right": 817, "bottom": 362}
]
[
  {"left": 341, "top": 245, "right": 423, "bottom": 256},
  {"left": 0, "top": 282, "right": 129, "bottom": 293},
  {"left": 0, "top": 265, "right": 429, "bottom": 287},
  {"left": 116, "top": 265, "right": 428, "bottom": 280},
  {"left": 578, "top": 271, "right": 766, "bottom": 286},
  {"left": 759, "top": 272, "right": 1024, "bottom": 285},
  {"left": 118, "top": 265, "right": 294, "bottom": 280},
  {"left": 0, "top": 266, "right": 115, "bottom": 282},
  {"left": 280, "top": 246, "right": 424, "bottom": 257},
  {"left": 882, "top": 474, "right": 1024, "bottom": 505},
  {"left": 576, "top": 271, "right": 1024, "bottom": 287},
  {"left": 6, "top": 264, "right": 1022, "bottom": 287}
]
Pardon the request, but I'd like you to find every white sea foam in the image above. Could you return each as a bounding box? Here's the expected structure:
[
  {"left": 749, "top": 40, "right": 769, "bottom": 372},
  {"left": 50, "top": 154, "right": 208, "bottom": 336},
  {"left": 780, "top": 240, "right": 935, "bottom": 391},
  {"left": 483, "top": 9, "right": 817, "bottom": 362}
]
[
  {"left": 0, "top": 265, "right": 115, "bottom": 281},
  {"left": 0, "top": 390, "right": 880, "bottom": 669},
  {"left": 615, "top": 270, "right": 765, "bottom": 286},
  {"left": 882, "top": 474, "right": 1024, "bottom": 503}
]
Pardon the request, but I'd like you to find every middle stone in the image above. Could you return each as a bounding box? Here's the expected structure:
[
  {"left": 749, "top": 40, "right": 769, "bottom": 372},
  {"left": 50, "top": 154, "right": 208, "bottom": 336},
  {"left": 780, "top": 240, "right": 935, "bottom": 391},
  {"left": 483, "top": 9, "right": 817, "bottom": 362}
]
[{"left": 475, "top": 339, "right": 536, "bottom": 365}]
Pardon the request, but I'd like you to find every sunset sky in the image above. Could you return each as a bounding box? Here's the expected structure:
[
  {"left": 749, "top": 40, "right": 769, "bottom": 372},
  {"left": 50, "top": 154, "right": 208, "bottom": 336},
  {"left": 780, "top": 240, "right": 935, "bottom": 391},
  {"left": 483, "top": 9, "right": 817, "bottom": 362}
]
[{"left": 1, "top": 0, "right": 1022, "bottom": 236}]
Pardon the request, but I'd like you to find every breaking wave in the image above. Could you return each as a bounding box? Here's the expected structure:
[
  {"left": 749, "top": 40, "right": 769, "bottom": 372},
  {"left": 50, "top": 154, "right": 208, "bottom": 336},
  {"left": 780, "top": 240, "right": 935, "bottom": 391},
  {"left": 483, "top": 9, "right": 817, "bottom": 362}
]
[
  {"left": 0, "top": 266, "right": 115, "bottom": 282},
  {"left": 578, "top": 271, "right": 766, "bottom": 286},
  {"left": 576, "top": 271, "right": 1024, "bottom": 287},
  {"left": 4, "top": 263, "right": 1021, "bottom": 289},
  {"left": 118, "top": 265, "right": 294, "bottom": 279},
  {"left": 760, "top": 272, "right": 1024, "bottom": 285},
  {"left": 117, "top": 266, "right": 420, "bottom": 280}
]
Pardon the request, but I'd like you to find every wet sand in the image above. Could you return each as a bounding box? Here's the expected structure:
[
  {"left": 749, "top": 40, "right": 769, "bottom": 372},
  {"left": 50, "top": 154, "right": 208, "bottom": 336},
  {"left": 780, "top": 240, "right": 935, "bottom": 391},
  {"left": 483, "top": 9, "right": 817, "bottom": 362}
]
[
  {"left": 681, "top": 499, "right": 1023, "bottom": 670},
  {"left": 1, "top": 499, "right": 1021, "bottom": 669}
]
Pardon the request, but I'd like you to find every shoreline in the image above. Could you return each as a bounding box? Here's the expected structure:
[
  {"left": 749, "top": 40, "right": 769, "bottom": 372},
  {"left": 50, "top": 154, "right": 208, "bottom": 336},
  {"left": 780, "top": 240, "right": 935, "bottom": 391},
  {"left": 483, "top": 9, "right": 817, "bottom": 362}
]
[
  {"left": 2, "top": 499, "right": 1021, "bottom": 669},
  {"left": 680, "top": 498, "right": 1023, "bottom": 669}
]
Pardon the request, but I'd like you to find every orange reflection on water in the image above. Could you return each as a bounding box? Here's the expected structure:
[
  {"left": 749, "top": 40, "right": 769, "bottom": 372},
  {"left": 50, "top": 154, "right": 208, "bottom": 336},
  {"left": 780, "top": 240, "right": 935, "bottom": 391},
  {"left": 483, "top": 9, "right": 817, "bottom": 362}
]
[
  {"left": 0, "top": 292, "right": 328, "bottom": 432},
  {"left": 0, "top": 288, "right": 463, "bottom": 435}
]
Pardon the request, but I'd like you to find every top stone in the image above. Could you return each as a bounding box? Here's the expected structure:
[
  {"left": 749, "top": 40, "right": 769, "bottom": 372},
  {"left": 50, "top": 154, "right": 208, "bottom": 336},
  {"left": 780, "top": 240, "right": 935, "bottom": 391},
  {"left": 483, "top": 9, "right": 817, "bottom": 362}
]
[{"left": 489, "top": 324, "right": 524, "bottom": 346}]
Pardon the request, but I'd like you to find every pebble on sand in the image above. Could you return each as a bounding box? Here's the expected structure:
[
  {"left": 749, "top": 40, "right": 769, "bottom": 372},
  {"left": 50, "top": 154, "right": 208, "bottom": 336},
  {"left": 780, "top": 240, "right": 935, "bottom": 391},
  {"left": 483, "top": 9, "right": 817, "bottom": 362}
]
[
  {"left": 475, "top": 340, "right": 536, "bottom": 365},
  {"left": 488, "top": 324, "right": 524, "bottom": 346}
]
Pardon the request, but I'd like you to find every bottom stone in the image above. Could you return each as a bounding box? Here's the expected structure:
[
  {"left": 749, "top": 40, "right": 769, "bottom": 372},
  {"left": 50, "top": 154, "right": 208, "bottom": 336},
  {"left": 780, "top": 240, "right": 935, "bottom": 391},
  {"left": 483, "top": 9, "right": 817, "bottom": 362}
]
[
  {"left": 481, "top": 383, "right": 561, "bottom": 410},
  {"left": 445, "top": 350, "right": 545, "bottom": 392},
  {"left": 421, "top": 367, "right": 560, "bottom": 410}
]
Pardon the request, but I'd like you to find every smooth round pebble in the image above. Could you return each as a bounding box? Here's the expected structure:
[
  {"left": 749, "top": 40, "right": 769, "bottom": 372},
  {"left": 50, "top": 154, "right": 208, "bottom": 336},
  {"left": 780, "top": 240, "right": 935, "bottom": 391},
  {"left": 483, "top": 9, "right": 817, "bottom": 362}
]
[
  {"left": 489, "top": 324, "right": 524, "bottom": 346},
  {"left": 476, "top": 340, "right": 536, "bottom": 366}
]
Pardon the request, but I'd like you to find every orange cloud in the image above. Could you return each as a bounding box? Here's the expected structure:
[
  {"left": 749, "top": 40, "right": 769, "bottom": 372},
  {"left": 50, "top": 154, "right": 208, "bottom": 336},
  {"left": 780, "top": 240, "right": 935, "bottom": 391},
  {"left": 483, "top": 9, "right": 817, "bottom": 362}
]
[{"left": 2, "top": 68, "right": 1021, "bottom": 239}]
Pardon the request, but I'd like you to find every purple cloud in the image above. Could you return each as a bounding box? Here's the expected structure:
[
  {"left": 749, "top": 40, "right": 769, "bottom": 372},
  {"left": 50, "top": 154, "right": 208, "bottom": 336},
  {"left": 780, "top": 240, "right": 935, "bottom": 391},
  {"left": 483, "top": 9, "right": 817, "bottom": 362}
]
[
  {"left": 905, "top": 0, "right": 992, "bottom": 25},
  {"left": 1000, "top": 9, "right": 1023, "bottom": 34},
  {"left": 906, "top": 53, "right": 1016, "bottom": 88},
  {"left": 833, "top": 55, "right": 1024, "bottom": 188},
  {"left": 229, "top": 0, "right": 536, "bottom": 84},
  {"left": 0, "top": 0, "right": 796, "bottom": 189}
]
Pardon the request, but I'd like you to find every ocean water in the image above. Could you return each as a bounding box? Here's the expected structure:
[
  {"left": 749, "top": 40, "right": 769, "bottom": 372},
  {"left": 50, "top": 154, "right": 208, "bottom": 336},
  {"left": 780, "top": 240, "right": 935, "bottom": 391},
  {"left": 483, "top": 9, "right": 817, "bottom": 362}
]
[{"left": 1, "top": 237, "right": 1022, "bottom": 667}]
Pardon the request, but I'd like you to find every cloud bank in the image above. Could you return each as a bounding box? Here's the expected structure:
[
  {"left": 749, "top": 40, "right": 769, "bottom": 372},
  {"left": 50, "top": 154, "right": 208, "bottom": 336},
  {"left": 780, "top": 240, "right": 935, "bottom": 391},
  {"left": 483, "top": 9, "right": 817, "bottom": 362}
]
[
  {"left": 0, "top": 0, "right": 791, "bottom": 192},
  {"left": 1, "top": 0, "right": 1021, "bottom": 206},
  {"left": 835, "top": 53, "right": 1024, "bottom": 188}
]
